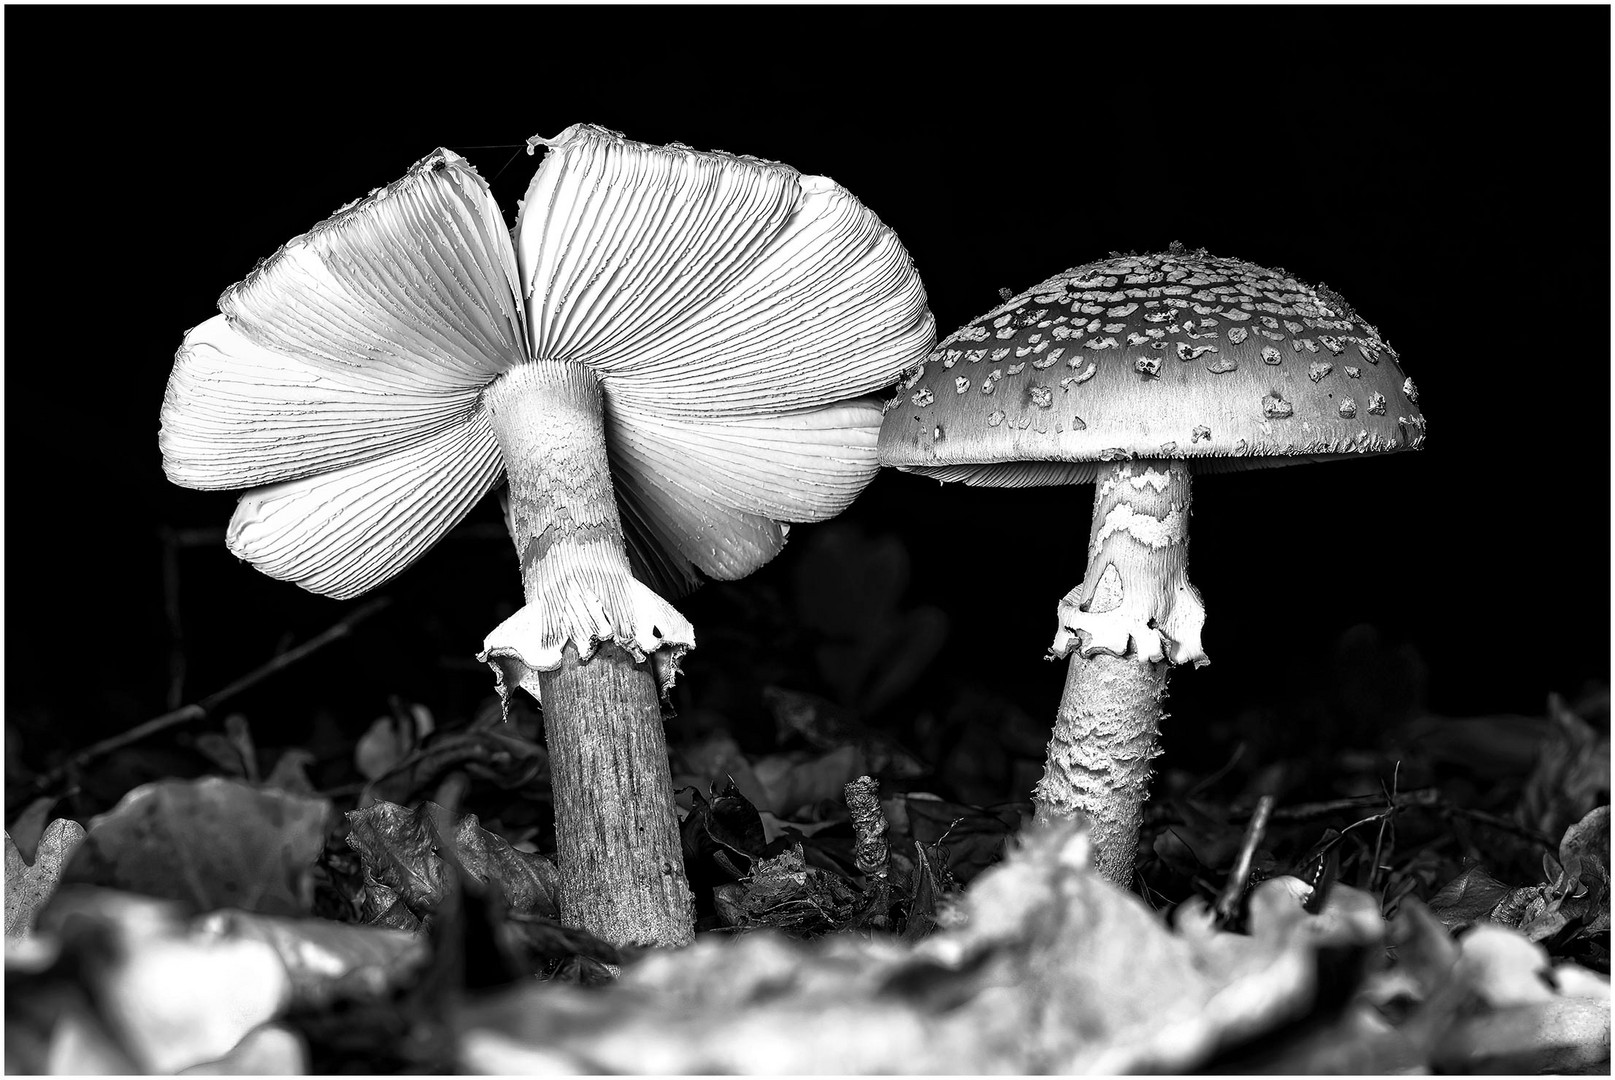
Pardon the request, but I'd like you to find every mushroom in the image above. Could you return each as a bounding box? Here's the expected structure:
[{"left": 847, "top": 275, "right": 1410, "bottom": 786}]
[
  {"left": 160, "top": 125, "right": 934, "bottom": 945},
  {"left": 877, "top": 246, "right": 1423, "bottom": 883}
]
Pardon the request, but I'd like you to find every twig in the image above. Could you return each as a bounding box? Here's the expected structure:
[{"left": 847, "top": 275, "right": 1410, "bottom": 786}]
[
  {"left": 1186, "top": 742, "right": 1247, "bottom": 799},
  {"left": 8, "top": 597, "right": 391, "bottom": 815},
  {"left": 1364, "top": 764, "right": 1401, "bottom": 893},
  {"left": 1225, "top": 788, "right": 1553, "bottom": 849},
  {"left": 1264, "top": 788, "right": 1439, "bottom": 822},
  {"left": 1214, "top": 794, "right": 1275, "bottom": 925},
  {"left": 1440, "top": 804, "right": 1556, "bottom": 848}
]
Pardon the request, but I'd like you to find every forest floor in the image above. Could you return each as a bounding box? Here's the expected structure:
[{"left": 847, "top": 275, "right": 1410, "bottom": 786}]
[{"left": 5, "top": 527, "right": 1609, "bottom": 1073}]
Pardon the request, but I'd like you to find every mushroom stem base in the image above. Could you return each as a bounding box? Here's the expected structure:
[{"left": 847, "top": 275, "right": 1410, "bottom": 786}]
[
  {"left": 1033, "top": 653, "right": 1168, "bottom": 884},
  {"left": 538, "top": 642, "right": 695, "bottom": 948}
]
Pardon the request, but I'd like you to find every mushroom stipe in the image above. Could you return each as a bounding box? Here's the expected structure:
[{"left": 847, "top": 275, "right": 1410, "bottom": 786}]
[
  {"left": 478, "top": 359, "right": 698, "bottom": 945},
  {"left": 1035, "top": 458, "right": 1197, "bottom": 884},
  {"left": 538, "top": 641, "right": 696, "bottom": 944}
]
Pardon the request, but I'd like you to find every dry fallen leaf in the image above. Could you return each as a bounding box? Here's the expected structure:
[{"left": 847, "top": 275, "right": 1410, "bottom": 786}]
[
  {"left": 195, "top": 908, "right": 425, "bottom": 1008},
  {"left": 345, "top": 800, "right": 561, "bottom": 923},
  {"left": 178, "top": 1023, "right": 307, "bottom": 1075},
  {"left": 1519, "top": 694, "right": 1609, "bottom": 838},
  {"left": 455, "top": 819, "right": 1334, "bottom": 1073},
  {"left": 14, "top": 889, "right": 292, "bottom": 1074},
  {"left": 4, "top": 818, "right": 86, "bottom": 940},
  {"left": 712, "top": 843, "right": 860, "bottom": 933},
  {"left": 1433, "top": 924, "right": 1611, "bottom": 1072},
  {"left": 1439, "top": 804, "right": 1612, "bottom": 945},
  {"left": 60, "top": 777, "right": 329, "bottom": 917}
]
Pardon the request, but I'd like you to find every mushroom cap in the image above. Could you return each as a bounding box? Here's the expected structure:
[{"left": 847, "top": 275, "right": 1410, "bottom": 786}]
[
  {"left": 161, "top": 150, "right": 521, "bottom": 597},
  {"left": 160, "top": 128, "right": 934, "bottom": 598},
  {"left": 878, "top": 248, "right": 1423, "bottom": 486},
  {"left": 515, "top": 125, "right": 934, "bottom": 593}
]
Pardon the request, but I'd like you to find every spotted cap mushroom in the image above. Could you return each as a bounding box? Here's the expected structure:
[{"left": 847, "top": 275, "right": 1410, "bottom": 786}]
[
  {"left": 878, "top": 246, "right": 1423, "bottom": 883},
  {"left": 161, "top": 125, "right": 935, "bottom": 945}
]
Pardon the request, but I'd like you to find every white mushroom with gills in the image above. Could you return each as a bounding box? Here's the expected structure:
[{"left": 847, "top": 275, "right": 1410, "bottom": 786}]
[
  {"left": 877, "top": 246, "right": 1423, "bottom": 884},
  {"left": 160, "top": 125, "right": 935, "bottom": 946}
]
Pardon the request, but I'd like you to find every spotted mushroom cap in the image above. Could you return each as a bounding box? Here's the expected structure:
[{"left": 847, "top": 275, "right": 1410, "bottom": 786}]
[
  {"left": 161, "top": 125, "right": 935, "bottom": 599},
  {"left": 877, "top": 248, "right": 1423, "bottom": 487}
]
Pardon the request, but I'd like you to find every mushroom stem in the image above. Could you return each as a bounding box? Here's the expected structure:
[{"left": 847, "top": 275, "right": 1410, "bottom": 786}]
[
  {"left": 1035, "top": 458, "right": 1206, "bottom": 884},
  {"left": 538, "top": 641, "right": 694, "bottom": 946},
  {"left": 1034, "top": 648, "right": 1167, "bottom": 882},
  {"left": 482, "top": 359, "right": 694, "bottom": 946}
]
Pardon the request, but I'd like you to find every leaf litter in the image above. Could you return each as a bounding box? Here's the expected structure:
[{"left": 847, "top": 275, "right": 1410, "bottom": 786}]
[{"left": 4, "top": 522, "right": 1609, "bottom": 1073}]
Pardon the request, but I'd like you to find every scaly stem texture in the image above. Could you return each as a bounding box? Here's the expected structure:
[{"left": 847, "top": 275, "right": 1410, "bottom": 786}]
[
  {"left": 483, "top": 360, "right": 694, "bottom": 947},
  {"left": 1035, "top": 460, "right": 1198, "bottom": 884},
  {"left": 1035, "top": 654, "right": 1167, "bottom": 883}
]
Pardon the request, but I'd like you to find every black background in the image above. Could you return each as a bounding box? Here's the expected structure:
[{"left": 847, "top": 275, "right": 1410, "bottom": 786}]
[{"left": 5, "top": 6, "right": 1609, "bottom": 784}]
